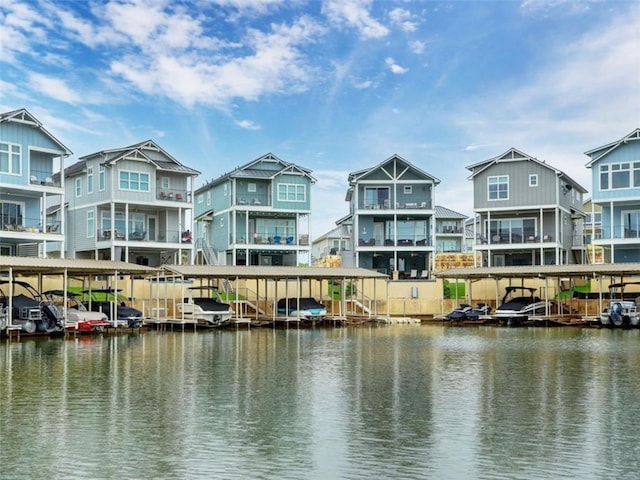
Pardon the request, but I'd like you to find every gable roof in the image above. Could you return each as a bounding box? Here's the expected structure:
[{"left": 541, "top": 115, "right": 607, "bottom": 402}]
[
  {"left": 348, "top": 154, "right": 441, "bottom": 185},
  {"left": 435, "top": 205, "right": 468, "bottom": 219},
  {"left": 196, "top": 152, "right": 316, "bottom": 193},
  {"left": 466, "top": 147, "right": 587, "bottom": 193},
  {"left": 584, "top": 128, "right": 640, "bottom": 167},
  {"left": 64, "top": 139, "right": 200, "bottom": 178},
  {"left": 0, "top": 108, "right": 72, "bottom": 155},
  {"left": 312, "top": 224, "right": 351, "bottom": 244}
]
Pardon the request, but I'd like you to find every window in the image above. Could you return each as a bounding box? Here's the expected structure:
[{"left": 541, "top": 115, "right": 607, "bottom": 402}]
[
  {"left": 197, "top": 194, "right": 203, "bottom": 204},
  {"left": 0, "top": 142, "right": 21, "bottom": 174},
  {"left": 404, "top": 185, "right": 413, "bottom": 194},
  {"left": 600, "top": 162, "right": 640, "bottom": 190},
  {"left": 206, "top": 191, "right": 211, "bottom": 205},
  {"left": 119, "top": 171, "right": 150, "bottom": 191},
  {"left": 277, "top": 184, "right": 306, "bottom": 202},
  {"left": 488, "top": 175, "right": 508, "bottom": 200},
  {"left": 364, "top": 187, "right": 390, "bottom": 208},
  {"left": 161, "top": 177, "right": 170, "bottom": 189},
  {"left": 529, "top": 174, "right": 538, "bottom": 187},
  {"left": 99, "top": 165, "right": 106, "bottom": 191},
  {"left": 87, "top": 167, "right": 94, "bottom": 194},
  {"left": 1, "top": 201, "right": 23, "bottom": 227},
  {"left": 75, "top": 178, "right": 82, "bottom": 197},
  {"left": 223, "top": 184, "right": 228, "bottom": 196},
  {"left": 87, "top": 211, "right": 94, "bottom": 238},
  {"left": 486, "top": 218, "right": 536, "bottom": 243},
  {"left": 248, "top": 183, "right": 256, "bottom": 193}
]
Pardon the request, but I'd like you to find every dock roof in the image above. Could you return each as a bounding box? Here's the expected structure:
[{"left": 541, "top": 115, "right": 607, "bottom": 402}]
[
  {"left": 435, "top": 263, "right": 640, "bottom": 280},
  {"left": 162, "top": 265, "right": 388, "bottom": 280},
  {"left": 0, "top": 256, "right": 159, "bottom": 276}
]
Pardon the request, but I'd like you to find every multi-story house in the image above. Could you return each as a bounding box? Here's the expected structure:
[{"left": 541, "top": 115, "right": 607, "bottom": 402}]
[
  {"left": 585, "top": 128, "right": 640, "bottom": 263},
  {"left": 311, "top": 219, "right": 353, "bottom": 266},
  {"left": 345, "top": 154, "right": 440, "bottom": 278},
  {"left": 435, "top": 205, "right": 467, "bottom": 253},
  {"left": 193, "top": 153, "right": 314, "bottom": 266},
  {"left": 0, "top": 108, "right": 70, "bottom": 257},
  {"left": 60, "top": 140, "right": 200, "bottom": 266},
  {"left": 467, "top": 148, "right": 587, "bottom": 267}
]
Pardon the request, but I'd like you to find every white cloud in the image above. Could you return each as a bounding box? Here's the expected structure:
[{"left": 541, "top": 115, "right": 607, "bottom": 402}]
[
  {"left": 235, "top": 119, "right": 261, "bottom": 130},
  {"left": 385, "top": 57, "right": 408, "bottom": 74},
  {"left": 353, "top": 79, "right": 373, "bottom": 89},
  {"left": 109, "top": 15, "right": 326, "bottom": 106},
  {"left": 454, "top": 3, "right": 640, "bottom": 194},
  {"left": 389, "top": 7, "right": 418, "bottom": 32},
  {"left": 28, "top": 73, "right": 82, "bottom": 104},
  {"left": 322, "top": 0, "right": 389, "bottom": 39},
  {"left": 409, "top": 40, "right": 426, "bottom": 54}
]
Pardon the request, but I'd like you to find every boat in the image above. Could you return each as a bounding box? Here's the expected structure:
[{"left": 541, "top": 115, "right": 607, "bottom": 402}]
[
  {"left": 175, "top": 286, "right": 233, "bottom": 327},
  {"left": 599, "top": 282, "right": 640, "bottom": 328},
  {"left": 82, "top": 288, "right": 144, "bottom": 328},
  {"left": 43, "top": 290, "right": 110, "bottom": 333},
  {"left": 0, "top": 280, "right": 65, "bottom": 334},
  {"left": 495, "top": 286, "right": 552, "bottom": 326},
  {"left": 446, "top": 303, "right": 491, "bottom": 322},
  {"left": 277, "top": 297, "right": 327, "bottom": 320}
]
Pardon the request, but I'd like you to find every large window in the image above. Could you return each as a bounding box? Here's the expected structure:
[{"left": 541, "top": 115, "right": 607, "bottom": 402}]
[
  {"left": 364, "top": 187, "right": 389, "bottom": 208},
  {"left": 87, "top": 211, "right": 94, "bottom": 238},
  {"left": 0, "top": 142, "right": 21, "bottom": 174},
  {"left": 87, "top": 167, "right": 94, "bottom": 194},
  {"left": 119, "top": 171, "right": 150, "bottom": 191},
  {"left": 278, "top": 184, "right": 306, "bottom": 202},
  {"left": 488, "top": 175, "right": 509, "bottom": 200},
  {"left": 99, "top": 165, "right": 106, "bottom": 191},
  {"left": 600, "top": 162, "right": 640, "bottom": 190},
  {"left": 1, "top": 201, "right": 23, "bottom": 227},
  {"left": 487, "top": 218, "right": 536, "bottom": 243}
]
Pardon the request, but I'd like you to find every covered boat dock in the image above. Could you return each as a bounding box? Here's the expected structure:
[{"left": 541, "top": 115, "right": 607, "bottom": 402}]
[{"left": 435, "top": 262, "right": 640, "bottom": 323}]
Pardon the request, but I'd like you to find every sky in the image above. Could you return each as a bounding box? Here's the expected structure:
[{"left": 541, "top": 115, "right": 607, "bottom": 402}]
[{"left": 1, "top": 0, "right": 639, "bottom": 239}]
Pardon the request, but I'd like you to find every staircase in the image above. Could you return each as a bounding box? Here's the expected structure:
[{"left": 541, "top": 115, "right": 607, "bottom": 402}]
[{"left": 194, "top": 237, "right": 219, "bottom": 265}]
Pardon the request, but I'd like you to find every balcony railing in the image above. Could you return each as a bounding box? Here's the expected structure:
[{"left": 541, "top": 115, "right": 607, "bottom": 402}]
[
  {"left": 29, "top": 169, "right": 60, "bottom": 187},
  {"left": 593, "top": 224, "right": 640, "bottom": 240},
  {"left": 358, "top": 236, "right": 432, "bottom": 247},
  {"left": 242, "top": 232, "right": 308, "bottom": 245},
  {"left": 157, "top": 189, "right": 190, "bottom": 202},
  {"left": 1, "top": 218, "right": 62, "bottom": 234},
  {"left": 236, "top": 194, "right": 270, "bottom": 206},
  {"left": 97, "top": 228, "right": 191, "bottom": 244},
  {"left": 436, "top": 226, "right": 464, "bottom": 234},
  {"left": 476, "top": 233, "right": 555, "bottom": 245}
]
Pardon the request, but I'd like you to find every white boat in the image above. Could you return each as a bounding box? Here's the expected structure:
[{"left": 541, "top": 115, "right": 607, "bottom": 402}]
[
  {"left": 495, "top": 286, "right": 552, "bottom": 326},
  {"left": 600, "top": 282, "right": 640, "bottom": 328},
  {"left": 176, "top": 286, "right": 233, "bottom": 327}
]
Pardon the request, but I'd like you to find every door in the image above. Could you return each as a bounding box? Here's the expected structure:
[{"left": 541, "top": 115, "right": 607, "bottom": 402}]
[{"left": 147, "top": 216, "right": 157, "bottom": 241}]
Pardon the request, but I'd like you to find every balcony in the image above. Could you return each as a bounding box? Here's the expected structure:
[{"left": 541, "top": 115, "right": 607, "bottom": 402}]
[
  {"left": 236, "top": 194, "right": 270, "bottom": 207},
  {"left": 358, "top": 236, "right": 432, "bottom": 247},
  {"left": 157, "top": 189, "right": 190, "bottom": 202},
  {"left": 29, "top": 169, "right": 60, "bottom": 187},
  {"left": 476, "top": 233, "right": 555, "bottom": 245},
  {"left": 97, "top": 228, "right": 192, "bottom": 244}
]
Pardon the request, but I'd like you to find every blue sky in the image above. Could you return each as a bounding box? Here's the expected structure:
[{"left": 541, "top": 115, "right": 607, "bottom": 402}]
[{"left": 2, "top": 0, "right": 639, "bottom": 238}]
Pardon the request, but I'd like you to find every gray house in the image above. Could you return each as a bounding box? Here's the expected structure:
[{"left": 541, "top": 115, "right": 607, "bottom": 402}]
[
  {"left": 345, "top": 154, "right": 440, "bottom": 278},
  {"left": 59, "top": 140, "right": 200, "bottom": 266},
  {"left": 193, "top": 153, "right": 314, "bottom": 266},
  {"left": 467, "top": 148, "right": 587, "bottom": 266}
]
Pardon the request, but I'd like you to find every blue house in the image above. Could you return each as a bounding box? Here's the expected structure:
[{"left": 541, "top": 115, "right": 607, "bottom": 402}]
[
  {"left": 0, "top": 109, "right": 70, "bottom": 257},
  {"left": 60, "top": 140, "right": 200, "bottom": 266},
  {"left": 585, "top": 128, "right": 640, "bottom": 263},
  {"left": 193, "top": 153, "right": 315, "bottom": 266}
]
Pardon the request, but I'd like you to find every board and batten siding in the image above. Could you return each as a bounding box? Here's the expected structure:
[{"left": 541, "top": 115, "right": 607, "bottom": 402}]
[
  {"left": 473, "top": 162, "right": 559, "bottom": 210},
  {"left": 590, "top": 141, "right": 640, "bottom": 202}
]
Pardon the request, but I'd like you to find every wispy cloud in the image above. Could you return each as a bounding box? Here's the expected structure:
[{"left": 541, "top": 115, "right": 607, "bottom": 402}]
[
  {"left": 28, "top": 73, "right": 82, "bottom": 104},
  {"left": 385, "top": 57, "right": 408, "bottom": 74},
  {"left": 235, "top": 119, "right": 261, "bottom": 130},
  {"left": 322, "top": 0, "right": 389, "bottom": 39},
  {"left": 408, "top": 40, "right": 426, "bottom": 54},
  {"left": 389, "top": 7, "right": 418, "bottom": 32}
]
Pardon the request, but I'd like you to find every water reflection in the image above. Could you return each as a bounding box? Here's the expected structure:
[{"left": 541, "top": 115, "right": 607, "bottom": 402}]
[{"left": 1, "top": 326, "right": 640, "bottom": 479}]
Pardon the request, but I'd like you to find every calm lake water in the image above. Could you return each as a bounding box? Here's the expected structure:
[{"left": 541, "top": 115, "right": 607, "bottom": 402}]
[{"left": 1, "top": 325, "right": 640, "bottom": 480}]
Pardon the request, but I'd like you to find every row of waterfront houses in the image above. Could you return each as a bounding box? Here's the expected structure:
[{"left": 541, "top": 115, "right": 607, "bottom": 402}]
[{"left": 1, "top": 108, "right": 639, "bottom": 278}]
